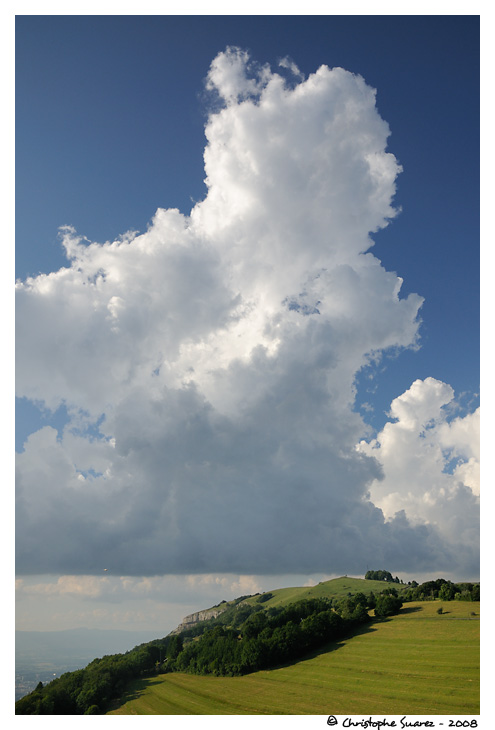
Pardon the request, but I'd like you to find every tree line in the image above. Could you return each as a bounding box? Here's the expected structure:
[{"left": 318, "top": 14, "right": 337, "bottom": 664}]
[
  {"left": 401, "top": 578, "right": 480, "bottom": 602},
  {"left": 365, "top": 571, "right": 480, "bottom": 602},
  {"left": 169, "top": 595, "right": 372, "bottom": 677},
  {"left": 365, "top": 569, "right": 401, "bottom": 583}
]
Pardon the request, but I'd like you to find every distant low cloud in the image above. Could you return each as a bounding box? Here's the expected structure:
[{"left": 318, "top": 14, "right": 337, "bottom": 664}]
[
  {"left": 16, "top": 49, "right": 478, "bottom": 579},
  {"left": 15, "top": 573, "right": 263, "bottom": 604}
]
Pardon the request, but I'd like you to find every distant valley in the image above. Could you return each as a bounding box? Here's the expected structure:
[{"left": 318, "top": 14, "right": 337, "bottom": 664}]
[{"left": 16, "top": 628, "right": 160, "bottom": 700}]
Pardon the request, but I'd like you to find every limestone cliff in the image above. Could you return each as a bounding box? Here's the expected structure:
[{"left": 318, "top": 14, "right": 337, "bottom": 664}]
[{"left": 169, "top": 604, "right": 229, "bottom": 635}]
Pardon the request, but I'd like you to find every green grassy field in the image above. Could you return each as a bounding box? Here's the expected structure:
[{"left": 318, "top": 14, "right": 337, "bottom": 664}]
[
  {"left": 241, "top": 576, "right": 403, "bottom": 609},
  {"left": 108, "top": 600, "right": 479, "bottom": 715}
]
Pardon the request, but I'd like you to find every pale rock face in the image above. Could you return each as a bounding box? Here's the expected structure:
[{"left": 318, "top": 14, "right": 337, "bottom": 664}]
[{"left": 169, "top": 606, "right": 228, "bottom": 635}]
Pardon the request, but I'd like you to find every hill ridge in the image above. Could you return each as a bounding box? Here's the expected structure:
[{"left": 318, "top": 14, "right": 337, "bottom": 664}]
[{"left": 168, "top": 575, "right": 398, "bottom": 634}]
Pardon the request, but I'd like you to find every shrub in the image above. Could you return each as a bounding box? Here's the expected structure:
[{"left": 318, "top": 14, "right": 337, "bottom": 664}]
[{"left": 257, "top": 592, "right": 273, "bottom": 603}]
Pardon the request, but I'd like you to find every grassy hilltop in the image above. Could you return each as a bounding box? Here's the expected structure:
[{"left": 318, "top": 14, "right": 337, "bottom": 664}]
[
  {"left": 187, "top": 575, "right": 406, "bottom": 621},
  {"left": 108, "top": 599, "right": 480, "bottom": 715},
  {"left": 241, "top": 575, "right": 404, "bottom": 609}
]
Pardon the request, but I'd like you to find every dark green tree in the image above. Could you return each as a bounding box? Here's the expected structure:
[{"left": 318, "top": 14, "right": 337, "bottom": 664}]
[
  {"left": 438, "top": 582, "right": 457, "bottom": 601},
  {"left": 374, "top": 593, "right": 403, "bottom": 618},
  {"left": 167, "top": 635, "right": 183, "bottom": 660}
]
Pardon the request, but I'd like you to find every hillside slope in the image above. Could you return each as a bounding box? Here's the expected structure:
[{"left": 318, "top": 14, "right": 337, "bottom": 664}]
[
  {"left": 108, "top": 600, "right": 480, "bottom": 715},
  {"left": 243, "top": 576, "right": 404, "bottom": 609},
  {"left": 170, "top": 575, "right": 403, "bottom": 633}
]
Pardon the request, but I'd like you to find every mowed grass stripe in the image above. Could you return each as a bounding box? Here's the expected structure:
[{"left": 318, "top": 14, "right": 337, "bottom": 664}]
[
  {"left": 108, "top": 601, "right": 479, "bottom": 715},
  {"left": 137, "top": 674, "right": 288, "bottom": 715}
]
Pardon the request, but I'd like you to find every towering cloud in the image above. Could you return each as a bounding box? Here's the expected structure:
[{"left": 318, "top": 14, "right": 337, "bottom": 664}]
[{"left": 15, "top": 49, "right": 479, "bottom": 578}]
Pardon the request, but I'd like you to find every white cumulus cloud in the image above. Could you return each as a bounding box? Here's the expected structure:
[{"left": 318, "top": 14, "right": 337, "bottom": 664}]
[
  {"left": 358, "top": 378, "right": 479, "bottom": 575},
  {"left": 16, "top": 48, "right": 478, "bottom": 579}
]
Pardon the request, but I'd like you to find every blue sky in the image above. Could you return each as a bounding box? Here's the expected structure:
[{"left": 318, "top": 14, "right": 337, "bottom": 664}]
[
  {"left": 15, "top": 13, "right": 480, "bottom": 632},
  {"left": 16, "top": 15, "right": 479, "bottom": 444}
]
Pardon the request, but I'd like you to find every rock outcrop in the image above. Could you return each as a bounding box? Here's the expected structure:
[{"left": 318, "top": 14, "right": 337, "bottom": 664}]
[{"left": 169, "top": 605, "right": 228, "bottom": 635}]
